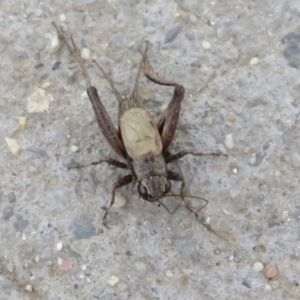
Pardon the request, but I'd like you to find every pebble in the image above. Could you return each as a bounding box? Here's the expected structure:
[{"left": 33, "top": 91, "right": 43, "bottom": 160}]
[
  {"left": 35, "top": 9, "right": 43, "bottom": 17},
  {"left": 52, "top": 61, "right": 61, "bottom": 71},
  {"left": 70, "top": 145, "right": 80, "bottom": 153},
  {"left": 69, "top": 215, "right": 96, "bottom": 240},
  {"left": 81, "top": 47, "right": 91, "bottom": 60},
  {"left": 134, "top": 259, "right": 148, "bottom": 277},
  {"left": 266, "top": 267, "right": 278, "bottom": 279},
  {"left": 27, "top": 88, "right": 53, "bottom": 113},
  {"left": 57, "top": 241, "right": 63, "bottom": 251},
  {"left": 59, "top": 14, "right": 66, "bottom": 22},
  {"left": 224, "top": 134, "right": 234, "bottom": 149},
  {"left": 166, "top": 270, "right": 173, "bottom": 277},
  {"left": 42, "top": 82, "right": 51, "bottom": 89},
  {"left": 164, "top": 26, "right": 181, "bottom": 43},
  {"left": 232, "top": 168, "right": 238, "bottom": 174},
  {"left": 107, "top": 275, "right": 119, "bottom": 286},
  {"left": 1, "top": 206, "right": 14, "bottom": 221},
  {"left": 34, "top": 63, "right": 44, "bottom": 69},
  {"left": 291, "top": 151, "right": 300, "bottom": 168},
  {"left": 118, "top": 282, "right": 127, "bottom": 291},
  {"left": 202, "top": 41, "right": 211, "bottom": 50},
  {"left": 174, "top": 12, "right": 182, "bottom": 19},
  {"left": 5, "top": 137, "right": 21, "bottom": 155},
  {"left": 250, "top": 57, "right": 260, "bottom": 65},
  {"left": 227, "top": 114, "right": 236, "bottom": 122},
  {"left": 253, "top": 262, "right": 264, "bottom": 272},
  {"left": 203, "top": 117, "right": 213, "bottom": 125},
  {"left": 229, "top": 188, "right": 240, "bottom": 200},
  {"left": 58, "top": 257, "right": 73, "bottom": 271},
  {"left": 113, "top": 193, "right": 127, "bottom": 208},
  {"left": 45, "top": 32, "right": 60, "bottom": 53},
  {"left": 24, "top": 284, "right": 33, "bottom": 293},
  {"left": 14, "top": 219, "right": 29, "bottom": 231},
  {"left": 18, "top": 117, "right": 28, "bottom": 128}
]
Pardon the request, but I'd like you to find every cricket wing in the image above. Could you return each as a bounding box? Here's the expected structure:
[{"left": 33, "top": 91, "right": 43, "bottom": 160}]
[
  {"left": 120, "top": 108, "right": 162, "bottom": 158},
  {"left": 87, "top": 87, "right": 126, "bottom": 158}
]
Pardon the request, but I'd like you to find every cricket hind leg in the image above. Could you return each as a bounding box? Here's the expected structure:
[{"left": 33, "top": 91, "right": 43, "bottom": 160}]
[
  {"left": 130, "top": 41, "right": 150, "bottom": 102},
  {"left": 53, "top": 22, "right": 126, "bottom": 158},
  {"left": 52, "top": 22, "right": 91, "bottom": 88},
  {"left": 141, "top": 42, "right": 185, "bottom": 151}
]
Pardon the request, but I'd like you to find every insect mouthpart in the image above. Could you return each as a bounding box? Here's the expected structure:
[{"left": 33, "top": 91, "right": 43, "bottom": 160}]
[{"left": 138, "top": 176, "right": 172, "bottom": 201}]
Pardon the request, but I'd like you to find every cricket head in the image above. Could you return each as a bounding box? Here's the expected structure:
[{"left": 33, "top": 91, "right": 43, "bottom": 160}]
[{"left": 137, "top": 176, "right": 171, "bottom": 202}]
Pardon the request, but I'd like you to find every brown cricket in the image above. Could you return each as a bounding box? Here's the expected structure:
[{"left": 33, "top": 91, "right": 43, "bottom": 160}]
[{"left": 53, "top": 23, "right": 226, "bottom": 231}]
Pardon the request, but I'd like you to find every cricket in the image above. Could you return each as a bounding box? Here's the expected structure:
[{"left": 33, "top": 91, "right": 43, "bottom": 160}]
[{"left": 53, "top": 23, "right": 226, "bottom": 234}]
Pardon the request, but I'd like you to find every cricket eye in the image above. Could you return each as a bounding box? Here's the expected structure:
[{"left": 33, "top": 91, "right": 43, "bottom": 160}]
[
  {"left": 138, "top": 182, "right": 149, "bottom": 200},
  {"left": 164, "top": 180, "right": 171, "bottom": 194}
]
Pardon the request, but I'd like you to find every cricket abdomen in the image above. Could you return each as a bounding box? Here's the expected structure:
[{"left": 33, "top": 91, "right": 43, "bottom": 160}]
[{"left": 120, "top": 108, "right": 162, "bottom": 158}]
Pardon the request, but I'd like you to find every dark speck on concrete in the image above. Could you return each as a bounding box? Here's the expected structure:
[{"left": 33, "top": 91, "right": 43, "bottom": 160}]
[
  {"left": 69, "top": 216, "right": 96, "bottom": 240},
  {"left": 14, "top": 219, "right": 29, "bottom": 231},
  {"left": 1, "top": 206, "right": 14, "bottom": 221},
  {"left": 52, "top": 61, "right": 61, "bottom": 71},
  {"left": 164, "top": 26, "right": 181, "bottom": 44}
]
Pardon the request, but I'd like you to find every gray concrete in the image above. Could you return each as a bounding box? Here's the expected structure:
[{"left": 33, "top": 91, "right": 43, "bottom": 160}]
[{"left": 1, "top": 0, "right": 300, "bottom": 299}]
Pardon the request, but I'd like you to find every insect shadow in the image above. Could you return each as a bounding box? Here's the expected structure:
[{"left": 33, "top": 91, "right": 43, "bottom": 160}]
[{"left": 53, "top": 23, "right": 227, "bottom": 239}]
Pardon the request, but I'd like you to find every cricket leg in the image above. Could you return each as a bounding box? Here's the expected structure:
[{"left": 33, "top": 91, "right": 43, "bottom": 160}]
[
  {"left": 131, "top": 41, "right": 150, "bottom": 101},
  {"left": 167, "top": 170, "right": 226, "bottom": 241},
  {"left": 52, "top": 23, "right": 126, "bottom": 158},
  {"left": 103, "top": 175, "right": 133, "bottom": 228},
  {"left": 69, "top": 158, "right": 128, "bottom": 169},
  {"left": 141, "top": 42, "right": 185, "bottom": 151},
  {"left": 165, "top": 149, "right": 227, "bottom": 164}
]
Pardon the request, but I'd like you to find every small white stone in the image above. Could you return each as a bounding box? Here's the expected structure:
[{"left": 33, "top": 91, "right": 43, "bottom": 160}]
[
  {"left": 134, "top": 261, "right": 148, "bottom": 277},
  {"left": 166, "top": 270, "right": 173, "bottom": 277},
  {"left": 59, "top": 14, "right": 66, "bottom": 22},
  {"left": 42, "top": 82, "right": 51, "bottom": 89},
  {"left": 113, "top": 193, "right": 127, "bottom": 208},
  {"left": 5, "top": 137, "right": 21, "bottom": 155},
  {"left": 203, "top": 117, "right": 213, "bottom": 125},
  {"left": 35, "top": 9, "right": 43, "bottom": 17},
  {"left": 81, "top": 47, "right": 91, "bottom": 60},
  {"left": 57, "top": 241, "right": 63, "bottom": 251},
  {"left": 182, "top": 268, "right": 193, "bottom": 275},
  {"left": 22, "top": 233, "right": 27, "bottom": 240},
  {"left": 45, "top": 32, "right": 60, "bottom": 53},
  {"left": 81, "top": 265, "right": 87, "bottom": 271},
  {"left": 107, "top": 275, "right": 120, "bottom": 286},
  {"left": 81, "top": 91, "right": 89, "bottom": 99},
  {"left": 224, "top": 134, "right": 234, "bottom": 149},
  {"left": 174, "top": 12, "right": 181, "bottom": 19},
  {"left": 253, "top": 262, "right": 264, "bottom": 272},
  {"left": 232, "top": 168, "right": 238, "bottom": 174},
  {"left": 34, "top": 255, "right": 40, "bottom": 263},
  {"left": 87, "top": 278, "right": 91, "bottom": 283},
  {"left": 57, "top": 257, "right": 63, "bottom": 266},
  {"left": 18, "top": 117, "right": 27, "bottom": 128},
  {"left": 202, "top": 41, "right": 211, "bottom": 50},
  {"left": 118, "top": 282, "right": 127, "bottom": 291},
  {"left": 25, "top": 284, "right": 33, "bottom": 293},
  {"left": 70, "top": 145, "right": 80, "bottom": 153},
  {"left": 27, "top": 88, "right": 53, "bottom": 113},
  {"left": 250, "top": 57, "right": 260, "bottom": 65}
]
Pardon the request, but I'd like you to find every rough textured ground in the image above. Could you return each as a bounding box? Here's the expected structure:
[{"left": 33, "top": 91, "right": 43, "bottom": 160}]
[{"left": 1, "top": 0, "right": 300, "bottom": 299}]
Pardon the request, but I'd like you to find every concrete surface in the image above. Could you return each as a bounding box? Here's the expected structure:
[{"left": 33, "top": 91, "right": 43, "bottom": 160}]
[{"left": 1, "top": 0, "right": 300, "bottom": 299}]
